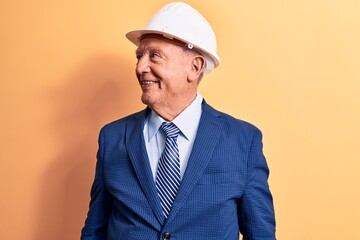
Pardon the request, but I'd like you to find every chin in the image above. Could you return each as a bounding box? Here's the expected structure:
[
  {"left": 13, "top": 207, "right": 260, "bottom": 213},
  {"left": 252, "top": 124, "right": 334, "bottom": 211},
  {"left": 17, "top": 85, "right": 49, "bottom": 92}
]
[{"left": 141, "top": 95, "right": 153, "bottom": 108}]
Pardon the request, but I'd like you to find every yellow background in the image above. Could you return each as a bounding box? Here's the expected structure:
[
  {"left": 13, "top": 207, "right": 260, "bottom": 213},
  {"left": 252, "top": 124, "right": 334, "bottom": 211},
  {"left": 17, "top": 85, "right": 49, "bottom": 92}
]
[{"left": 1, "top": 0, "right": 359, "bottom": 239}]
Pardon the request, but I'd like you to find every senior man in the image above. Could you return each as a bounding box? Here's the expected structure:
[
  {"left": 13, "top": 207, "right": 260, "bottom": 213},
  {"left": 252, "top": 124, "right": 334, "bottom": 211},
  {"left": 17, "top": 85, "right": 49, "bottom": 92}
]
[{"left": 81, "top": 2, "right": 276, "bottom": 240}]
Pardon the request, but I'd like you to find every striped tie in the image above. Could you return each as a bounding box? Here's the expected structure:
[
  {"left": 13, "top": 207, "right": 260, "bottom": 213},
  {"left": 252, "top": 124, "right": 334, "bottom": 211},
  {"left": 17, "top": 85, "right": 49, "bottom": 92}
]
[{"left": 156, "top": 122, "right": 181, "bottom": 218}]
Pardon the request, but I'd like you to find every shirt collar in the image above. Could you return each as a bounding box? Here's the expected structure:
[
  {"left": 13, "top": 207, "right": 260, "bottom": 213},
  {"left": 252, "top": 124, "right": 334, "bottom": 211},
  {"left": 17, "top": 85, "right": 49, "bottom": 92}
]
[{"left": 147, "top": 92, "right": 203, "bottom": 141}]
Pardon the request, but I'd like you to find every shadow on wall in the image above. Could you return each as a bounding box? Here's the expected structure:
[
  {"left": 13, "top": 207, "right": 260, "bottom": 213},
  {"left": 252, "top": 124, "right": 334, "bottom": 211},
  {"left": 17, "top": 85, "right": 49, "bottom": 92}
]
[{"left": 33, "top": 54, "right": 142, "bottom": 240}]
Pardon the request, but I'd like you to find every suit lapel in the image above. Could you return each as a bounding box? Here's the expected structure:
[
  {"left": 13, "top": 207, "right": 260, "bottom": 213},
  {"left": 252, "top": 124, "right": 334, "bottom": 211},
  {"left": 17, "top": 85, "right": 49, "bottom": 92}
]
[
  {"left": 126, "top": 109, "right": 165, "bottom": 224},
  {"left": 165, "top": 101, "right": 223, "bottom": 224}
]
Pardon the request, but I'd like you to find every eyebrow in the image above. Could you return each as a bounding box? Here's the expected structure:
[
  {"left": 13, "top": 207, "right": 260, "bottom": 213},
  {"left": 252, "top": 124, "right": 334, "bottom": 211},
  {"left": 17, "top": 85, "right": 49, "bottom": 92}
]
[{"left": 135, "top": 46, "right": 164, "bottom": 55}]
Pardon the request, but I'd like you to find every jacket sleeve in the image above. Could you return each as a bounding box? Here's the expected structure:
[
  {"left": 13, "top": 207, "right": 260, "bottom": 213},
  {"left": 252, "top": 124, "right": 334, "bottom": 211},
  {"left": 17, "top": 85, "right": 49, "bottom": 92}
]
[
  {"left": 81, "top": 128, "right": 113, "bottom": 240},
  {"left": 238, "top": 128, "right": 276, "bottom": 240}
]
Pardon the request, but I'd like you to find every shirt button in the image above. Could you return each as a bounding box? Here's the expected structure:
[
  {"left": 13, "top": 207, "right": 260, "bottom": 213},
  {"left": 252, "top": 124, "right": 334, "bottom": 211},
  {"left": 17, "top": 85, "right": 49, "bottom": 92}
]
[{"left": 162, "top": 232, "right": 171, "bottom": 240}]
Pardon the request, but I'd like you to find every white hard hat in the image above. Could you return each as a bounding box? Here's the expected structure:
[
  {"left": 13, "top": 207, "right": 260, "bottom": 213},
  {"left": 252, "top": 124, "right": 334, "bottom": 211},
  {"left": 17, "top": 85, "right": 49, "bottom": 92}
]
[{"left": 126, "top": 2, "right": 220, "bottom": 73}]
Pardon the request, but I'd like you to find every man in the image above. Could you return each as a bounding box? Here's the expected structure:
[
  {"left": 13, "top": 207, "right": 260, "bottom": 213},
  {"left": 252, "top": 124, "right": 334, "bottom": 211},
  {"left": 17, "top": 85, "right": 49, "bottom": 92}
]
[{"left": 81, "top": 2, "right": 276, "bottom": 240}]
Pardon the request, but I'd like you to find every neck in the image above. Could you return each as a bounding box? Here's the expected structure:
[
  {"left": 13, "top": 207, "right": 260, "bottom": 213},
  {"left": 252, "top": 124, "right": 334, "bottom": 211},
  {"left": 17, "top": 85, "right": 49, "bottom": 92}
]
[{"left": 152, "top": 94, "right": 197, "bottom": 121}]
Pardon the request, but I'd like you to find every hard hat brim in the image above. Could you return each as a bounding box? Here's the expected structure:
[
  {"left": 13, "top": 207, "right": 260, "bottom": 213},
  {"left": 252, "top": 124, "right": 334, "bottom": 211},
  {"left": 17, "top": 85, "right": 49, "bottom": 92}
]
[{"left": 126, "top": 30, "right": 220, "bottom": 69}]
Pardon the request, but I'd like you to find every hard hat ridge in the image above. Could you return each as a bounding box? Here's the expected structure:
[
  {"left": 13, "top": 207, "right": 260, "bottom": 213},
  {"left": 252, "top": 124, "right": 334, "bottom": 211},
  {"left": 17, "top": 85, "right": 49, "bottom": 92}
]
[{"left": 126, "top": 2, "right": 220, "bottom": 73}]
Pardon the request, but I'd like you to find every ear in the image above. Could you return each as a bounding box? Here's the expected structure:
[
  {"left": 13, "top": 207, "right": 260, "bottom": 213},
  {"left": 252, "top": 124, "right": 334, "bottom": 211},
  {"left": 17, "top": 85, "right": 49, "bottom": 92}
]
[{"left": 188, "top": 55, "right": 205, "bottom": 82}]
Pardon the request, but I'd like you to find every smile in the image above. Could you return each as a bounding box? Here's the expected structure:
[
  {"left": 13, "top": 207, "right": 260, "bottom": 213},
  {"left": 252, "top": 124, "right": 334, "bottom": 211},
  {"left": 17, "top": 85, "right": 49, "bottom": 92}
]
[{"left": 141, "top": 80, "right": 159, "bottom": 85}]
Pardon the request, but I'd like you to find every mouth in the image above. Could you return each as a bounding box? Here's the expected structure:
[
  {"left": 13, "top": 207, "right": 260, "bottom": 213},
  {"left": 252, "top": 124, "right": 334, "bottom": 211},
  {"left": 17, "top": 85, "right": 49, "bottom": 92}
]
[{"left": 140, "top": 80, "right": 160, "bottom": 86}]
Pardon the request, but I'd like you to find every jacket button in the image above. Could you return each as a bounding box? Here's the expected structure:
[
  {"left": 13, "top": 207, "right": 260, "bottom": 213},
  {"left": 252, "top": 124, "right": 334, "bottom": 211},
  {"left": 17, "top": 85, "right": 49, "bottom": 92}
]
[{"left": 162, "top": 232, "right": 171, "bottom": 240}]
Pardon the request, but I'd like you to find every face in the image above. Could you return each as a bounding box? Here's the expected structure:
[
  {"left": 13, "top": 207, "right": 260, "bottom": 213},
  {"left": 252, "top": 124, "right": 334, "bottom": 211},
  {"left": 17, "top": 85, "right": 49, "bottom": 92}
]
[{"left": 135, "top": 36, "right": 198, "bottom": 117}]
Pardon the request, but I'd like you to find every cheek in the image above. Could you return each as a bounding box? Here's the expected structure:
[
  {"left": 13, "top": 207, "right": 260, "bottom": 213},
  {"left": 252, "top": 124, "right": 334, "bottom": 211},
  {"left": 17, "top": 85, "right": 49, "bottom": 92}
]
[{"left": 166, "top": 80, "right": 189, "bottom": 97}]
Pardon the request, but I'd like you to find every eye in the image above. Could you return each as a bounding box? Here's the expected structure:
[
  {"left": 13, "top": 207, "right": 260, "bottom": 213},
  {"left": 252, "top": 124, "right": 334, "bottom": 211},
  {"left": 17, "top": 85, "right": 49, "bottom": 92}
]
[
  {"left": 136, "top": 52, "right": 142, "bottom": 60},
  {"left": 149, "top": 51, "right": 161, "bottom": 60}
]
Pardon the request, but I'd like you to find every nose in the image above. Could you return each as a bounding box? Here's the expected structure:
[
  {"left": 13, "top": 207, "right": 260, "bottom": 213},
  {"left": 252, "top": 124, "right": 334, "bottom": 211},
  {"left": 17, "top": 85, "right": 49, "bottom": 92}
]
[{"left": 136, "top": 55, "right": 151, "bottom": 75}]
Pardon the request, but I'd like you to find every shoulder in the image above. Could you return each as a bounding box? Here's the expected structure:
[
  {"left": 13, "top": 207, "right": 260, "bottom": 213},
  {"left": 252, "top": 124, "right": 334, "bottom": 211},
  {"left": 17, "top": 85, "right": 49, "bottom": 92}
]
[
  {"left": 203, "top": 101, "right": 262, "bottom": 138},
  {"left": 100, "top": 108, "right": 149, "bottom": 136}
]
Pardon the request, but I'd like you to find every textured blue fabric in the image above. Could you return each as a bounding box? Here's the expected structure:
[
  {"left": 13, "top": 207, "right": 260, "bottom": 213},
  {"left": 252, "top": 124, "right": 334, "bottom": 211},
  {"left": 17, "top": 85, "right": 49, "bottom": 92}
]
[{"left": 81, "top": 101, "right": 276, "bottom": 240}]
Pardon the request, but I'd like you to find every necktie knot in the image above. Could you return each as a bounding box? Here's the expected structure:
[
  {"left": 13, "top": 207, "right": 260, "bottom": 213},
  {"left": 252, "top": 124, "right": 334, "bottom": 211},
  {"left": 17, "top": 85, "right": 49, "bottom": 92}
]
[{"left": 160, "top": 122, "right": 180, "bottom": 139}]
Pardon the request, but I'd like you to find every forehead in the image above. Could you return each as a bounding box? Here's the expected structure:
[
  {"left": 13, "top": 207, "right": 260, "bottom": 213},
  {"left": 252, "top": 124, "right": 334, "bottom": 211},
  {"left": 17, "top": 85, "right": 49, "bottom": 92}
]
[{"left": 136, "top": 36, "right": 185, "bottom": 52}]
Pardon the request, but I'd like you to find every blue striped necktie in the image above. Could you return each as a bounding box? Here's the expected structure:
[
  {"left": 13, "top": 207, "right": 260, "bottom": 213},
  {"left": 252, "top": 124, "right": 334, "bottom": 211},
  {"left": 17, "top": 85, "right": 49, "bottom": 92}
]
[{"left": 156, "top": 122, "right": 181, "bottom": 218}]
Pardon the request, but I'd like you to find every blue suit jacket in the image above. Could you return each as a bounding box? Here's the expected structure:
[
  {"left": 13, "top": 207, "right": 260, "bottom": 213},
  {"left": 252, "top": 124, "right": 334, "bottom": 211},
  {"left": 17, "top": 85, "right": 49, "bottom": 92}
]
[{"left": 81, "top": 101, "right": 276, "bottom": 240}]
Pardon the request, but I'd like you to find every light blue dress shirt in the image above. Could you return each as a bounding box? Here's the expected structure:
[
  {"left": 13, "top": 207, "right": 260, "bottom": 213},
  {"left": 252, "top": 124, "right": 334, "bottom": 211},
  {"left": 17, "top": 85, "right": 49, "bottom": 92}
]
[{"left": 143, "top": 93, "right": 203, "bottom": 180}]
